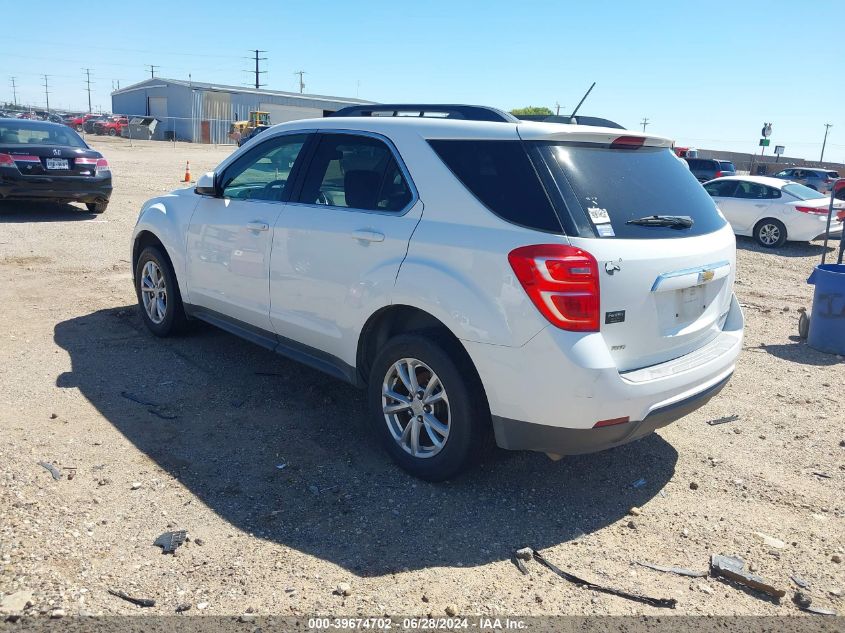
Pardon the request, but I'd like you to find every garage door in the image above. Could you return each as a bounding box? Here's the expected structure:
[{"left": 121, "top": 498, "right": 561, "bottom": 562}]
[
  {"left": 148, "top": 96, "right": 167, "bottom": 119},
  {"left": 259, "top": 103, "right": 323, "bottom": 125}
]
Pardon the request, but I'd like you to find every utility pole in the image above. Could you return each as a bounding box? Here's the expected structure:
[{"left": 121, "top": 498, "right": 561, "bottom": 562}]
[
  {"left": 42, "top": 74, "right": 50, "bottom": 111},
  {"left": 10, "top": 77, "right": 17, "bottom": 106},
  {"left": 555, "top": 102, "right": 561, "bottom": 116},
  {"left": 641, "top": 117, "right": 650, "bottom": 132},
  {"left": 249, "top": 50, "right": 267, "bottom": 90},
  {"left": 294, "top": 70, "right": 306, "bottom": 94},
  {"left": 145, "top": 65, "right": 159, "bottom": 79},
  {"left": 82, "top": 68, "right": 93, "bottom": 113},
  {"left": 820, "top": 123, "right": 833, "bottom": 163}
]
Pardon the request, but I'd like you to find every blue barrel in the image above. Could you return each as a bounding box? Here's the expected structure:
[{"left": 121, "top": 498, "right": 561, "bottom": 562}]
[{"left": 807, "top": 263, "right": 845, "bottom": 355}]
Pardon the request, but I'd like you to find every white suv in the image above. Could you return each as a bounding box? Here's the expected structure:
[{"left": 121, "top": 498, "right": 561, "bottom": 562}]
[{"left": 131, "top": 105, "right": 744, "bottom": 481}]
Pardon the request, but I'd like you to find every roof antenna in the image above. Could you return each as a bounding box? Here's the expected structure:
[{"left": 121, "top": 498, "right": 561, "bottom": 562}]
[{"left": 568, "top": 82, "right": 596, "bottom": 124}]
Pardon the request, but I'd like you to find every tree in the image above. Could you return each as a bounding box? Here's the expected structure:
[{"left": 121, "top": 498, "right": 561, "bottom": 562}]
[{"left": 510, "top": 106, "right": 553, "bottom": 116}]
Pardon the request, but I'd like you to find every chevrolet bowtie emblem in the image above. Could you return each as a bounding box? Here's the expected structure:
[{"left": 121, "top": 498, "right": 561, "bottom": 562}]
[
  {"left": 699, "top": 269, "right": 715, "bottom": 283},
  {"left": 605, "top": 259, "right": 622, "bottom": 275}
]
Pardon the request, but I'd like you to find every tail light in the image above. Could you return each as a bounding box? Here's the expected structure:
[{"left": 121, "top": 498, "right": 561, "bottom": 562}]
[
  {"left": 508, "top": 244, "right": 600, "bottom": 332},
  {"left": 95, "top": 158, "right": 110, "bottom": 174},
  {"left": 0, "top": 153, "right": 15, "bottom": 167},
  {"left": 795, "top": 205, "right": 828, "bottom": 216},
  {"left": 75, "top": 157, "right": 109, "bottom": 174},
  {"left": 610, "top": 136, "right": 645, "bottom": 149},
  {"left": 714, "top": 171, "right": 723, "bottom": 178}
]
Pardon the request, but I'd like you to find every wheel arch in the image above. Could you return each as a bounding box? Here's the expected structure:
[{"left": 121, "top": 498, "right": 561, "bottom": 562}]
[
  {"left": 356, "top": 304, "right": 477, "bottom": 388},
  {"left": 131, "top": 230, "right": 185, "bottom": 301}
]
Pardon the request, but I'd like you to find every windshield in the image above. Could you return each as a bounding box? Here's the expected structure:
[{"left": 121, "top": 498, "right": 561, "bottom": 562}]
[
  {"left": 0, "top": 121, "right": 87, "bottom": 148},
  {"left": 826, "top": 171, "right": 840, "bottom": 178},
  {"left": 533, "top": 143, "right": 726, "bottom": 239},
  {"left": 718, "top": 161, "right": 736, "bottom": 172},
  {"left": 782, "top": 183, "right": 826, "bottom": 200}
]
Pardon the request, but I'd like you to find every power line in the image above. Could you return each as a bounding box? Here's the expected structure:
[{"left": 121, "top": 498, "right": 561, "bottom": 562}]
[
  {"left": 640, "top": 117, "right": 650, "bottom": 133},
  {"left": 247, "top": 50, "right": 267, "bottom": 90},
  {"left": 294, "top": 70, "right": 306, "bottom": 94},
  {"left": 145, "top": 64, "right": 159, "bottom": 78},
  {"left": 83, "top": 68, "right": 93, "bottom": 114},
  {"left": 820, "top": 123, "right": 833, "bottom": 163},
  {"left": 42, "top": 74, "right": 50, "bottom": 111},
  {"left": 10, "top": 76, "right": 17, "bottom": 106}
]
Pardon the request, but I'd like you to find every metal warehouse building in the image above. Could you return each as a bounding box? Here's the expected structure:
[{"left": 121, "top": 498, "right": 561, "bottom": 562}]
[{"left": 110, "top": 78, "right": 372, "bottom": 143}]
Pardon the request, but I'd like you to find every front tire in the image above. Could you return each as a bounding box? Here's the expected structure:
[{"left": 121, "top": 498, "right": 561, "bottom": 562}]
[
  {"left": 108, "top": 128, "right": 117, "bottom": 137},
  {"left": 368, "top": 333, "right": 489, "bottom": 481},
  {"left": 754, "top": 218, "right": 787, "bottom": 248},
  {"left": 135, "top": 246, "right": 187, "bottom": 337}
]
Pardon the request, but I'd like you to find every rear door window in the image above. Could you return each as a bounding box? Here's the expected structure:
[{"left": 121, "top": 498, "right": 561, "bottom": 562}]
[
  {"left": 428, "top": 140, "right": 562, "bottom": 232},
  {"left": 297, "top": 134, "right": 412, "bottom": 212},
  {"left": 534, "top": 142, "right": 727, "bottom": 239}
]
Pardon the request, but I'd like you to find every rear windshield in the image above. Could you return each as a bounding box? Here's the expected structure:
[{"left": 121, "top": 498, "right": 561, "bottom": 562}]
[
  {"left": 718, "top": 161, "right": 736, "bottom": 172},
  {"left": 782, "top": 183, "right": 827, "bottom": 200},
  {"left": 826, "top": 170, "right": 840, "bottom": 178},
  {"left": 533, "top": 143, "right": 727, "bottom": 239},
  {"left": 0, "top": 121, "right": 86, "bottom": 148}
]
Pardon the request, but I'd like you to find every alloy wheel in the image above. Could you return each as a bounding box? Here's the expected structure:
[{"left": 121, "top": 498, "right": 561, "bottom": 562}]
[
  {"left": 759, "top": 223, "right": 780, "bottom": 246},
  {"left": 382, "top": 358, "right": 450, "bottom": 458},
  {"left": 140, "top": 261, "right": 168, "bottom": 324}
]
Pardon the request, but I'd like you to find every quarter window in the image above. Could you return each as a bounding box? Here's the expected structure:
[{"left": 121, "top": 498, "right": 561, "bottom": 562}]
[
  {"left": 296, "top": 134, "right": 412, "bottom": 212},
  {"left": 221, "top": 134, "right": 308, "bottom": 201}
]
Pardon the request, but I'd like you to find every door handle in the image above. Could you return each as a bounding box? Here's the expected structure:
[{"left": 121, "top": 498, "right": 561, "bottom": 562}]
[
  {"left": 246, "top": 221, "right": 269, "bottom": 232},
  {"left": 351, "top": 229, "right": 385, "bottom": 243}
]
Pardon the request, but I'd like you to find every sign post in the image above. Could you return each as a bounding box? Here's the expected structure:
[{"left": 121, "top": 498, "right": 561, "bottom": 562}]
[
  {"left": 752, "top": 123, "right": 773, "bottom": 174},
  {"left": 774, "top": 145, "right": 785, "bottom": 163}
]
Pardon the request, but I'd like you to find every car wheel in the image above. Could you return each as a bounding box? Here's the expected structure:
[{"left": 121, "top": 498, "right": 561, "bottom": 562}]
[
  {"left": 108, "top": 129, "right": 117, "bottom": 137},
  {"left": 754, "top": 218, "right": 787, "bottom": 248},
  {"left": 368, "top": 333, "right": 490, "bottom": 481},
  {"left": 75, "top": 124, "right": 83, "bottom": 132},
  {"left": 85, "top": 201, "right": 108, "bottom": 214},
  {"left": 135, "top": 246, "right": 187, "bottom": 337}
]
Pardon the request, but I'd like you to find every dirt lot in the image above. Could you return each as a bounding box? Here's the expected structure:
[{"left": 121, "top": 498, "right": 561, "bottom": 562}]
[{"left": 0, "top": 135, "right": 843, "bottom": 620}]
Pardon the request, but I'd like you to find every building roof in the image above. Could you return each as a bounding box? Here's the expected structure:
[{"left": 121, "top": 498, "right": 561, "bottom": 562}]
[{"left": 111, "top": 77, "right": 373, "bottom": 106}]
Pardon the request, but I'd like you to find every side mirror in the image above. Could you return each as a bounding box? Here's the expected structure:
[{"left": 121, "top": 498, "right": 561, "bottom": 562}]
[{"left": 195, "top": 172, "right": 217, "bottom": 197}]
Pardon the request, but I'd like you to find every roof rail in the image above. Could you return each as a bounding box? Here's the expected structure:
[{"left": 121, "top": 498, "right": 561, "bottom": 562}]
[
  {"left": 516, "top": 114, "right": 625, "bottom": 129},
  {"left": 329, "top": 104, "right": 519, "bottom": 123}
]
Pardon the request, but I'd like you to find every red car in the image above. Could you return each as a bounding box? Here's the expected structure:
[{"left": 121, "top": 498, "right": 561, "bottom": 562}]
[
  {"left": 94, "top": 116, "right": 128, "bottom": 136},
  {"left": 66, "top": 113, "right": 99, "bottom": 132}
]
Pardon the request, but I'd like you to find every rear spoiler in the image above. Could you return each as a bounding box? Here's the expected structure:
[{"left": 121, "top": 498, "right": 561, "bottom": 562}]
[{"left": 515, "top": 114, "right": 625, "bottom": 129}]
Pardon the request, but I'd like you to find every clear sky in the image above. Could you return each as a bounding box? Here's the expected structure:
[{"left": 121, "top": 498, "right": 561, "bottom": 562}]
[{"left": 2, "top": 0, "right": 842, "bottom": 161}]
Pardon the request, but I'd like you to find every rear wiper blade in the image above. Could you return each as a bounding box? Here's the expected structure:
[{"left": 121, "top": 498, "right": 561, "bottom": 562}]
[{"left": 626, "top": 215, "right": 694, "bottom": 229}]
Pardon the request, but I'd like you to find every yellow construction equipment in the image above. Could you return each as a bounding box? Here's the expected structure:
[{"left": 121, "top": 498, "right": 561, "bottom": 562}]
[{"left": 229, "top": 111, "right": 271, "bottom": 141}]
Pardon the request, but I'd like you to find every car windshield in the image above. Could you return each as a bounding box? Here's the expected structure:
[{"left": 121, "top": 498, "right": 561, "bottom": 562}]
[
  {"left": 0, "top": 121, "right": 87, "bottom": 148},
  {"left": 718, "top": 161, "right": 736, "bottom": 171},
  {"left": 826, "top": 170, "right": 840, "bottom": 178},
  {"left": 782, "top": 183, "right": 826, "bottom": 200},
  {"left": 534, "top": 142, "right": 726, "bottom": 238}
]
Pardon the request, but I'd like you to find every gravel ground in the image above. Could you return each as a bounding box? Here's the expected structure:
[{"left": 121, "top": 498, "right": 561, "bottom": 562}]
[{"left": 0, "top": 135, "right": 843, "bottom": 621}]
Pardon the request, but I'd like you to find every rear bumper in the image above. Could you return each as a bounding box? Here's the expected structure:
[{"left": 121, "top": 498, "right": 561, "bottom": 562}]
[
  {"left": 464, "top": 292, "right": 744, "bottom": 455},
  {"left": 492, "top": 372, "right": 731, "bottom": 455},
  {"left": 0, "top": 174, "right": 112, "bottom": 203}
]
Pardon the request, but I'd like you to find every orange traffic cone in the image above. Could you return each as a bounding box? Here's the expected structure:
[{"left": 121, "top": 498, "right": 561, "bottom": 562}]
[{"left": 183, "top": 160, "right": 191, "bottom": 183}]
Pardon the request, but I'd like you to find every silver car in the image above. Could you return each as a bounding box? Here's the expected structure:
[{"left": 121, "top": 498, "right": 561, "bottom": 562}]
[{"left": 772, "top": 167, "right": 839, "bottom": 194}]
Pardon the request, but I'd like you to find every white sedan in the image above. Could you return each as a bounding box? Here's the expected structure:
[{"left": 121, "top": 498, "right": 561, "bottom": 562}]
[{"left": 703, "top": 175, "right": 844, "bottom": 247}]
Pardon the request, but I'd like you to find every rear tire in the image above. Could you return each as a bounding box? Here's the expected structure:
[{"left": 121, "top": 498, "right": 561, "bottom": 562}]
[
  {"left": 86, "top": 201, "right": 107, "bottom": 214},
  {"left": 367, "top": 333, "right": 490, "bottom": 481},
  {"left": 754, "top": 218, "right": 787, "bottom": 248},
  {"left": 108, "top": 129, "right": 117, "bottom": 137},
  {"left": 135, "top": 246, "right": 187, "bottom": 337}
]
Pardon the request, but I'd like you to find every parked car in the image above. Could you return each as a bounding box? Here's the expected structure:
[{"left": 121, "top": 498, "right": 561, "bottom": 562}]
[
  {"left": 83, "top": 115, "right": 110, "bottom": 134},
  {"left": 771, "top": 167, "right": 840, "bottom": 194},
  {"left": 703, "top": 175, "right": 844, "bottom": 247},
  {"left": 95, "top": 116, "right": 128, "bottom": 136},
  {"left": 685, "top": 157, "right": 736, "bottom": 182},
  {"left": 0, "top": 118, "right": 111, "bottom": 213},
  {"left": 131, "top": 104, "right": 743, "bottom": 480},
  {"left": 66, "top": 113, "right": 99, "bottom": 132}
]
